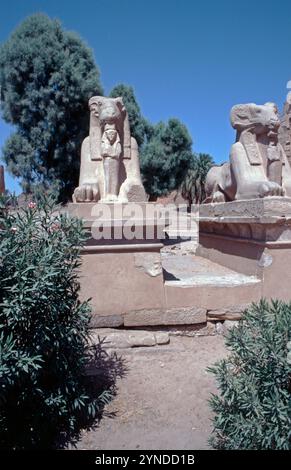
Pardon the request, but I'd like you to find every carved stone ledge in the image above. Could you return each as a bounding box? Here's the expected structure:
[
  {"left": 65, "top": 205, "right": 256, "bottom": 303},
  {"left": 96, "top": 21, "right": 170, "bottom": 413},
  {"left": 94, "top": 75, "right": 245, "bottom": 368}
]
[
  {"left": 199, "top": 197, "right": 291, "bottom": 221},
  {"left": 199, "top": 198, "right": 291, "bottom": 242}
]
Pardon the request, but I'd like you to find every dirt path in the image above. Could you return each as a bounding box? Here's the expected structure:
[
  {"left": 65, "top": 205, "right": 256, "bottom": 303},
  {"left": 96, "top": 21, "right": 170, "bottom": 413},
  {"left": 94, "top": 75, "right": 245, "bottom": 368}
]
[{"left": 77, "top": 335, "right": 227, "bottom": 450}]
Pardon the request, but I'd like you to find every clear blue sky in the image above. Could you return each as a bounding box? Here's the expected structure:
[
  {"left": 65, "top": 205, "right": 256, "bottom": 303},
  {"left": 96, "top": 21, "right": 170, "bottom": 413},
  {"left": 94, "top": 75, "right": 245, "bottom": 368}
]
[{"left": 1, "top": 0, "right": 291, "bottom": 193}]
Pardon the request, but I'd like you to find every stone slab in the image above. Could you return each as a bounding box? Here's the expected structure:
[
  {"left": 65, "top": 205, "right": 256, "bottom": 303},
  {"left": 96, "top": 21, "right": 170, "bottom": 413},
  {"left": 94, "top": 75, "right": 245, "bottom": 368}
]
[
  {"left": 199, "top": 197, "right": 291, "bottom": 223},
  {"left": 89, "top": 329, "right": 170, "bottom": 349},
  {"left": 89, "top": 314, "right": 124, "bottom": 328},
  {"left": 124, "top": 306, "right": 207, "bottom": 327},
  {"left": 165, "top": 282, "right": 261, "bottom": 311},
  {"left": 206, "top": 303, "right": 250, "bottom": 321},
  {"left": 81, "top": 251, "right": 166, "bottom": 317}
]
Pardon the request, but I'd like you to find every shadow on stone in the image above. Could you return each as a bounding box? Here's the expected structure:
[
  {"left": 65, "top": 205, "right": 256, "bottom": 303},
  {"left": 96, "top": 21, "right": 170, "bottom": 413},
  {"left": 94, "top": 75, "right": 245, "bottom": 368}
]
[{"left": 162, "top": 268, "right": 180, "bottom": 282}]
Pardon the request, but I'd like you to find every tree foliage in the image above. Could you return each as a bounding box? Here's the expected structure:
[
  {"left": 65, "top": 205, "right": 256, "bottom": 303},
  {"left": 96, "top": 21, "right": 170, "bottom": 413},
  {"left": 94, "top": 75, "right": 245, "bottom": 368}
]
[
  {"left": 140, "top": 119, "right": 195, "bottom": 197},
  {"left": 181, "top": 153, "right": 214, "bottom": 205},
  {"left": 209, "top": 300, "right": 291, "bottom": 450},
  {"left": 0, "top": 194, "right": 121, "bottom": 449},
  {"left": 0, "top": 13, "right": 103, "bottom": 201}
]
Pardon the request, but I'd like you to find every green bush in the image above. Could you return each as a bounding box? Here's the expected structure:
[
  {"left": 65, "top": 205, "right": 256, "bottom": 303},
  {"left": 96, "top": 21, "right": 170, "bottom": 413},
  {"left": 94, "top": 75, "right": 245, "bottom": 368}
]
[
  {"left": 209, "top": 300, "right": 291, "bottom": 450},
  {"left": 0, "top": 195, "right": 118, "bottom": 449}
]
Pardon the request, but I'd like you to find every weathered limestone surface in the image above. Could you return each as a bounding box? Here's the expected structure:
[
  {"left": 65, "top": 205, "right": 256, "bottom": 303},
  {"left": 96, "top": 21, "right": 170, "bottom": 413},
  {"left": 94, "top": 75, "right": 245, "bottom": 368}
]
[
  {"left": 72, "top": 96, "right": 146, "bottom": 203},
  {"left": 205, "top": 102, "right": 291, "bottom": 202}
]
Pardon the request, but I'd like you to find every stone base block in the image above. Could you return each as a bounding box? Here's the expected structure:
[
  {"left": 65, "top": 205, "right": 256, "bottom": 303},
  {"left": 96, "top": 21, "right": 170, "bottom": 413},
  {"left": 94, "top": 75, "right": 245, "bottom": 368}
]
[
  {"left": 89, "top": 329, "right": 170, "bottom": 349},
  {"left": 80, "top": 249, "right": 166, "bottom": 321},
  {"left": 68, "top": 202, "right": 167, "bottom": 326},
  {"left": 198, "top": 197, "right": 291, "bottom": 301},
  {"left": 124, "top": 306, "right": 207, "bottom": 327},
  {"left": 67, "top": 201, "right": 272, "bottom": 329}
]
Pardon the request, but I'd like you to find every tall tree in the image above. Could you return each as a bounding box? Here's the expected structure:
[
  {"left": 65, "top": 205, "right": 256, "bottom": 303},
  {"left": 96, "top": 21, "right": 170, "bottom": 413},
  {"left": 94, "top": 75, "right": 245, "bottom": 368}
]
[
  {"left": 140, "top": 119, "right": 195, "bottom": 197},
  {"left": 181, "top": 153, "right": 214, "bottom": 205},
  {"left": 109, "top": 84, "right": 152, "bottom": 147},
  {"left": 0, "top": 13, "right": 103, "bottom": 201}
]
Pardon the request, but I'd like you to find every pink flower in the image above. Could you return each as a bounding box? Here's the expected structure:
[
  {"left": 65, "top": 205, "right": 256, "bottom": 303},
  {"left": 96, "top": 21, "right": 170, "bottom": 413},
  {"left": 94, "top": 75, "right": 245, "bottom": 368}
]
[
  {"left": 10, "top": 227, "right": 17, "bottom": 232},
  {"left": 50, "top": 223, "right": 61, "bottom": 232},
  {"left": 28, "top": 202, "right": 36, "bottom": 209}
]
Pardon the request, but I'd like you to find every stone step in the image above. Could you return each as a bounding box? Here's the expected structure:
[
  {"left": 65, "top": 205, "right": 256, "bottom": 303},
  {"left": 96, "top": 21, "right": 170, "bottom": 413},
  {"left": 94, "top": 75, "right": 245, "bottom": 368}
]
[
  {"left": 89, "top": 329, "right": 170, "bottom": 349},
  {"left": 162, "top": 253, "right": 260, "bottom": 287},
  {"left": 89, "top": 254, "right": 261, "bottom": 329}
]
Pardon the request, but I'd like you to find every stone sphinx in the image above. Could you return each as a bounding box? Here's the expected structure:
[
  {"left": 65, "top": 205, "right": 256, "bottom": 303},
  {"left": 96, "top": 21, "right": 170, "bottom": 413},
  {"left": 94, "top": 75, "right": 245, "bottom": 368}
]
[
  {"left": 205, "top": 102, "right": 291, "bottom": 202},
  {"left": 73, "top": 96, "right": 147, "bottom": 203}
]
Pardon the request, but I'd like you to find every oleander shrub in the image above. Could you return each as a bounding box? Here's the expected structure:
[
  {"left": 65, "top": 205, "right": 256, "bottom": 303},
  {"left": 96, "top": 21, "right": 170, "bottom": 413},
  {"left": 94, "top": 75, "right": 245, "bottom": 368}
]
[
  {"left": 0, "top": 194, "right": 120, "bottom": 448},
  {"left": 209, "top": 300, "right": 291, "bottom": 450}
]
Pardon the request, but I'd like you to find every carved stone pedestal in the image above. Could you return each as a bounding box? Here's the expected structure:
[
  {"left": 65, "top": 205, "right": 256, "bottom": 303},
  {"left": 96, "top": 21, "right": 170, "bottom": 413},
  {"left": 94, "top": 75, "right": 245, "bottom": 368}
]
[
  {"left": 198, "top": 197, "right": 291, "bottom": 301},
  {"left": 67, "top": 202, "right": 167, "bottom": 327}
]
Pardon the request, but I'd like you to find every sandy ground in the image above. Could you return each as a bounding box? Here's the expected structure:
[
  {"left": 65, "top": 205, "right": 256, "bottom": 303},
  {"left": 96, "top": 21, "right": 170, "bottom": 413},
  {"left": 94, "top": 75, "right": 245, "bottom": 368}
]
[{"left": 76, "top": 335, "right": 227, "bottom": 450}]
